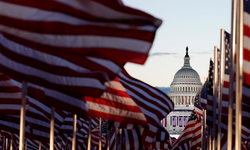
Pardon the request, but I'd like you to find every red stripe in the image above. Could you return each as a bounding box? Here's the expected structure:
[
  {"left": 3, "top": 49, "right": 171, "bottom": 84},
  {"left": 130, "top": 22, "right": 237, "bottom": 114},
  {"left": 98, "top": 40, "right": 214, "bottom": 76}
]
[
  {"left": 0, "top": 15, "right": 155, "bottom": 41},
  {"left": 86, "top": 97, "right": 142, "bottom": 112},
  {"left": 88, "top": 109, "right": 148, "bottom": 127}
]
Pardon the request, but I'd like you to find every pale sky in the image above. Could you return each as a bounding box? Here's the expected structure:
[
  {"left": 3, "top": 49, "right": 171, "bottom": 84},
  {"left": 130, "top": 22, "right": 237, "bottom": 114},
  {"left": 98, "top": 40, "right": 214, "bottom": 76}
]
[{"left": 122, "top": 0, "right": 231, "bottom": 87}]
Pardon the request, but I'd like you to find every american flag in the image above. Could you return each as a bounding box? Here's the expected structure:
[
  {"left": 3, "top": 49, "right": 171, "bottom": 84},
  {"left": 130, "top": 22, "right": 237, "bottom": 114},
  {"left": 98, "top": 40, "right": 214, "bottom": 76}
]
[
  {"left": 205, "top": 59, "right": 214, "bottom": 127},
  {"left": 0, "top": 0, "right": 161, "bottom": 98},
  {"left": 242, "top": 0, "right": 250, "bottom": 126},
  {"left": 171, "top": 110, "right": 202, "bottom": 150},
  {"left": 173, "top": 116, "right": 177, "bottom": 127},
  {"left": 0, "top": 72, "right": 29, "bottom": 115},
  {"left": 161, "top": 118, "right": 167, "bottom": 127},
  {"left": 200, "top": 79, "right": 209, "bottom": 108},
  {"left": 85, "top": 76, "right": 148, "bottom": 128},
  {"left": 117, "top": 69, "right": 174, "bottom": 147},
  {"left": 184, "top": 116, "right": 188, "bottom": 127},
  {"left": 194, "top": 89, "right": 203, "bottom": 117},
  {"left": 179, "top": 116, "right": 183, "bottom": 127}
]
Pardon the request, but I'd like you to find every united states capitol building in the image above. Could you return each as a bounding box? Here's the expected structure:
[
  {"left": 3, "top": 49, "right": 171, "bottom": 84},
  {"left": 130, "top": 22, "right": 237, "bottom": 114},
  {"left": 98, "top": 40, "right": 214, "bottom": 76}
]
[{"left": 164, "top": 47, "right": 202, "bottom": 138}]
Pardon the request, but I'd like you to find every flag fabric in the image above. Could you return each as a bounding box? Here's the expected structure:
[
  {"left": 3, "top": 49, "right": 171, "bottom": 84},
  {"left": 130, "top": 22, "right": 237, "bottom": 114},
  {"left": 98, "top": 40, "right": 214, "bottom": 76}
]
[
  {"left": 118, "top": 69, "right": 174, "bottom": 147},
  {"left": 194, "top": 90, "right": 203, "bottom": 117},
  {"left": 6, "top": 72, "right": 89, "bottom": 117},
  {"left": 184, "top": 116, "right": 188, "bottom": 127},
  {"left": 200, "top": 79, "right": 209, "bottom": 108},
  {"left": 205, "top": 59, "right": 214, "bottom": 127},
  {"left": 0, "top": 0, "right": 162, "bottom": 98},
  {"left": 173, "top": 116, "right": 177, "bottom": 127},
  {"left": 85, "top": 77, "right": 148, "bottom": 128},
  {"left": 0, "top": 72, "right": 29, "bottom": 115},
  {"left": 161, "top": 118, "right": 166, "bottom": 127},
  {"left": 242, "top": 0, "right": 250, "bottom": 126},
  {"left": 148, "top": 126, "right": 172, "bottom": 150},
  {"left": 179, "top": 116, "right": 183, "bottom": 127},
  {"left": 171, "top": 110, "right": 202, "bottom": 150}
]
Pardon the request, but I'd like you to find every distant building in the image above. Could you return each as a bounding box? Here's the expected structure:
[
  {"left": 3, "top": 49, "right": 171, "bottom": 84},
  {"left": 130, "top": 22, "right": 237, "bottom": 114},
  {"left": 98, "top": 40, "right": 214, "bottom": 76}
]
[{"left": 163, "top": 47, "right": 202, "bottom": 138}]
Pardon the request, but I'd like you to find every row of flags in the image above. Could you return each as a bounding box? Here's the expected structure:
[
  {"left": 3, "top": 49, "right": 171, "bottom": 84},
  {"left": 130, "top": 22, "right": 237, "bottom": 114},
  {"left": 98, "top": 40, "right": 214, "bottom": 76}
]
[
  {"left": 0, "top": 0, "right": 177, "bottom": 150},
  {"left": 160, "top": 0, "right": 250, "bottom": 150}
]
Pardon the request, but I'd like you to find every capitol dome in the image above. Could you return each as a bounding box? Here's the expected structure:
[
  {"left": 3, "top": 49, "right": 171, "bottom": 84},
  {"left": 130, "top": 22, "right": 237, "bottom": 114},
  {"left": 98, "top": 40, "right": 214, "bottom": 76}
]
[
  {"left": 172, "top": 67, "right": 202, "bottom": 84},
  {"left": 164, "top": 47, "right": 203, "bottom": 136},
  {"left": 168, "top": 46, "right": 202, "bottom": 106}
]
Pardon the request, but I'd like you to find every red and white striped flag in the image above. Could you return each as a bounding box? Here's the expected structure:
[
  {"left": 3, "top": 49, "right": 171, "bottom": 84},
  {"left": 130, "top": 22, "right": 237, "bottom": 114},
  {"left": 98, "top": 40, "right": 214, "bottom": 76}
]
[
  {"left": 0, "top": 73, "right": 28, "bottom": 115},
  {"left": 0, "top": 0, "right": 161, "bottom": 97},
  {"left": 85, "top": 77, "right": 148, "bottom": 128},
  {"left": 118, "top": 69, "right": 174, "bottom": 147},
  {"left": 161, "top": 118, "right": 166, "bottom": 127},
  {"left": 171, "top": 110, "right": 202, "bottom": 150}
]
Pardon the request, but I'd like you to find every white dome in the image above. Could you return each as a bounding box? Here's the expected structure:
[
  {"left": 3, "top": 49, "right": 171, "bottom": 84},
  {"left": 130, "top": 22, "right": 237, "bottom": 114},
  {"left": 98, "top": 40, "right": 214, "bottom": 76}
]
[{"left": 171, "top": 68, "right": 202, "bottom": 85}]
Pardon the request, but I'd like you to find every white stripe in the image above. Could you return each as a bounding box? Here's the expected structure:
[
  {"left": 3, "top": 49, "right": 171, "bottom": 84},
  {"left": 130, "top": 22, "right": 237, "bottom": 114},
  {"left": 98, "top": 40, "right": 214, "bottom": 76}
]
[
  {"left": 0, "top": 92, "right": 21, "bottom": 98},
  {"left": 119, "top": 74, "right": 173, "bottom": 111},
  {"left": 0, "top": 1, "right": 157, "bottom": 30},
  {"left": 100, "top": 92, "right": 139, "bottom": 106},
  {"left": 0, "top": 105, "right": 21, "bottom": 110},
  {"left": 45, "top": 87, "right": 88, "bottom": 111},
  {"left": 244, "top": 12, "right": 250, "bottom": 28},
  {"left": 0, "top": 54, "right": 106, "bottom": 89},
  {"left": 0, "top": 24, "right": 151, "bottom": 53},
  {"left": 86, "top": 101, "right": 147, "bottom": 121},
  {"left": 87, "top": 57, "right": 121, "bottom": 74},
  {"left": 0, "top": 34, "right": 91, "bottom": 73},
  {"left": 55, "top": 0, "right": 161, "bottom": 26}
]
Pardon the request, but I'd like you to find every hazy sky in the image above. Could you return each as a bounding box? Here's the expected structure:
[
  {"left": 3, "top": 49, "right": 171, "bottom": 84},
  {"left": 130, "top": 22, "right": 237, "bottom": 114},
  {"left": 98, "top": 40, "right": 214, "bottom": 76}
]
[{"left": 122, "top": 0, "right": 231, "bottom": 87}]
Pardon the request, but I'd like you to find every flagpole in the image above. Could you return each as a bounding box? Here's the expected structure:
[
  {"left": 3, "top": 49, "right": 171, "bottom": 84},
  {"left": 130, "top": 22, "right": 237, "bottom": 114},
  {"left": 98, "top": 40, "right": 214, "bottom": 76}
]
[
  {"left": 106, "top": 122, "right": 110, "bottom": 150},
  {"left": 87, "top": 117, "right": 92, "bottom": 150},
  {"left": 72, "top": 114, "right": 77, "bottom": 150},
  {"left": 235, "top": 0, "right": 243, "bottom": 149},
  {"left": 114, "top": 127, "right": 117, "bottom": 150},
  {"left": 227, "top": 1, "right": 237, "bottom": 149},
  {"left": 50, "top": 107, "right": 55, "bottom": 150},
  {"left": 19, "top": 81, "right": 28, "bottom": 150},
  {"left": 212, "top": 46, "right": 218, "bottom": 150},
  {"left": 217, "top": 29, "right": 225, "bottom": 150},
  {"left": 2, "top": 136, "right": 5, "bottom": 150},
  {"left": 119, "top": 129, "right": 122, "bottom": 150},
  {"left": 99, "top": 118, "right": 102, "bottom": 150},
  {"left": 10, "top": 138, "right": 12, "bottom": 150},
  {"left": 39, "top": 142, "right": 41, "bottom": 150},
  {"left": 202, "top": 109, "right": 207, "bottom": 150}
]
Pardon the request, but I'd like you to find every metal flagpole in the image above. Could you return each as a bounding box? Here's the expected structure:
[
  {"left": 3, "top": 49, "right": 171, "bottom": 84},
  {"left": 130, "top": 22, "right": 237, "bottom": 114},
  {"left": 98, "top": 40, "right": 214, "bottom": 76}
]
[
  {"left": 202, "top": 109, "right": 207, "bottom": 150},
  {"left": 87, "top": 117, "right": 92, "bottom": 150},
  {"left": 217, "top": 28, "right": 225, "bottom": 150},
  {"left": 2, "top": 136, "right": 5, "bottom": 150},
  {"left": 10, "top": 138, "right": 13, "bottom": 150},
  {"left": 106, "top": 122, "right": 110, "bottom": 150},
  {"left": 39, "top": 142, "right": 41, "bottom": 150},
  {"left": 212, "top": 46, "right": 218, "bottom": 150},
  {"left": 114, "top": 127, "right": 117, "bottom": 150},
  {"left": 235, "top": 0, "right": 243, "bottom": 149},
  {"left": 208, "top": 127, "right": 211, "bottom": 150},
  {"left": 119, "top": 129, "right": 122, "bottom": 150},
  {"left": 227, "top": 0, "right": 237, "bottom": 149},
  {"left": 25, "top": 138, "right": 27, "bottom": 150},
  {"left": 19, "top": 81, "right": 28, "bottom": 150},
  {"left": 72, "top": 114, "right": 77, "bottom": 150},
  {"left": 50, "top": 107, "right": 55, "bottom": 150},
  {"left": 6, "top": 138, "right": 8, "bottom": 150},
  {"left": 99, "top": 118, "right": 102, "bottom": 150}
]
